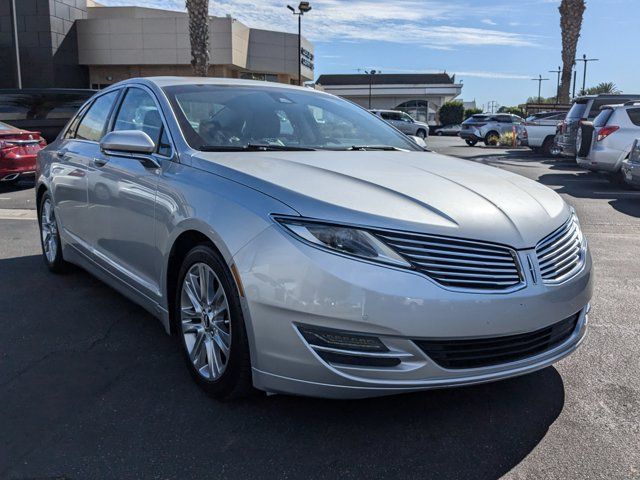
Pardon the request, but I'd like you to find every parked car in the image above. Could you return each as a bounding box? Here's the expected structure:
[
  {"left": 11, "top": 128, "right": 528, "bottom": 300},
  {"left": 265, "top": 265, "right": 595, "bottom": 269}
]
[
  {"left": 0, "top": 89, "right": 96, "bottom": 143},
  {"left": 0, "top": 121, "right": 46, "bottom": 183},
  {"left": 556, "top": 94, "right": 640, "bottom": 157},
  {"left": 459, "top": 114, "right": 525, "bottom": 146},
  {"left": 37, "top": 77, "right": 592, "bottom": 400},
  {"left": 524, "top": 111, "right": 566, "bottom": 156},
  {"left": 621, "top": 138, "right": 640, "bottom": 188},
  {"left": 371, "top": 109, "right": 429, "bottom": 139},
  {"left": 435, "top": 124, "right": 461, "bottom": 136},
  {"left": 576, "top": 102, "right": 640, "bottom": 172}
]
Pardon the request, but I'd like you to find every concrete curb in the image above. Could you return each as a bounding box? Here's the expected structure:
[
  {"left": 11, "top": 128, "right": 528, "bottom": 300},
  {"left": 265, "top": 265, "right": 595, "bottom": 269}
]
[{"left": 0, "top": 209, "right": 37, "bottom": 220}]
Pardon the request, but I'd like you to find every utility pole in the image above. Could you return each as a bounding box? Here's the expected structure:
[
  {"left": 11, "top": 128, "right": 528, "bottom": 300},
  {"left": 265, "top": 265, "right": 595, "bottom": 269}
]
[
  {"left": 572, "top": 63, "right": 577, "bottom": 98},
  {"left": 10, "top": 0, "right": 22, "bottom": 88},
  {"left": 531, "top": 74, "right": 549, "bottom": 104},
  {"left": 549, "top": 66, "right": 561, "bottom": 103},
  {"left": 575, "top": 54, "right": 599, "bottom": 95}
]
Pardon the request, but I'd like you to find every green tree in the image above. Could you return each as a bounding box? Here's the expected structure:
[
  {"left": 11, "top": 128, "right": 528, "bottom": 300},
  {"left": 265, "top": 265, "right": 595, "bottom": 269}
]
[
  {"left": 439, "top": 101, "right": 464, "bottom": 125},
  {"left": 526, "top": 96, "right": 557, "bottom": 104},
  {"left": 558, "top": 0, "right": 586, "bottom": 102},
  {"left": 186, "top": 0, "right": 210, "bottom": 76},
  {"left": 498, "top": 106, "right": 527, "bottom": 118},
  {"left": 463, "top": 108, "right": 483, "bottom": 119},
  {"left": 582, "top": 82, "right": 621, "bottom": 95}
]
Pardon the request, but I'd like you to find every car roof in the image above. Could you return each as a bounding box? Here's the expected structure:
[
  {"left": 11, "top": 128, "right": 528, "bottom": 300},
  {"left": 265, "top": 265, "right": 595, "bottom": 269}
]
[{"left": 118, "top": 76, "right": 313, "bottom": 91}]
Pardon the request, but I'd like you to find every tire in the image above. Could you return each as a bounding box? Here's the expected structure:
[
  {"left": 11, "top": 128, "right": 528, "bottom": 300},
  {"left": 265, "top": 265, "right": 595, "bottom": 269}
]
[
  {"left": 530, "top": 147, "right": 541, "bottom": 154},
  {"left": 416, "top": 129, "right": 427, "bottom": 139},
  {"left": 484, "top": 131, "right": 500, "bottom": 146},
  {"left": 577, "top": 122, "right": 594, "bottom": 158},
  {"left": 436, "top": 131, "right": 443, "bottom": 136},
  {"left": 465, "top": 139, "right": 478, "bottom": 147},
  {"left": 541, "top": 137, "right": 555, "bottom": 156},
  {"left": 174, "top": 244, "right": 253, "bottom": 400},
  {"left": 38, "top": 191, "right": 70, "bottom": 273}
]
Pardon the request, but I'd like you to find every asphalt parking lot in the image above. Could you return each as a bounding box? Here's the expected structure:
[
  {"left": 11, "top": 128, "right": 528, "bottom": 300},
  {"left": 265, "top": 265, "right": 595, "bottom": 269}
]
[{"left": 1, "top": 136, "right": 639, "bottom": 479}]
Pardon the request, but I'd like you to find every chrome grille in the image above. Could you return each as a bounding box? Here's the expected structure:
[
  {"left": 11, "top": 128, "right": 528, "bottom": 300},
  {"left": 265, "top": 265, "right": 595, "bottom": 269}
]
[
  {"left": 536, "top": 215, "right": 584, "bottom": 283},
  {"left": 373, "top": 230, "right": 523, "bottom": 291}
]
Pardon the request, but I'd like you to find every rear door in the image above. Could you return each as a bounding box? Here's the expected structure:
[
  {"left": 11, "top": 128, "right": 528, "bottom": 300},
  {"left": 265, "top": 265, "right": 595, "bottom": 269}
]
[{"left": 50, "top": 90, "right": 120, "bottom": 249}]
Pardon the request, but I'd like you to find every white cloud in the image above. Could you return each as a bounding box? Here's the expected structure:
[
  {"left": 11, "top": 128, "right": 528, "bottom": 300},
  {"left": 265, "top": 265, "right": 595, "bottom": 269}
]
[
  {"left": 97, "top": 0, "right": 538, "bottom": 49},
  {"left": 481, "top": 18, "right": 497, "bottom": 25}
]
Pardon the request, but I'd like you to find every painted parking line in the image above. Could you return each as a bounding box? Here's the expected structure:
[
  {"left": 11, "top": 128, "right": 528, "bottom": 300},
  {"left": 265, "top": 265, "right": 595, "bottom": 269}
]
[{"left": 0, "top": 209, "right": 37, "bottom": 220}]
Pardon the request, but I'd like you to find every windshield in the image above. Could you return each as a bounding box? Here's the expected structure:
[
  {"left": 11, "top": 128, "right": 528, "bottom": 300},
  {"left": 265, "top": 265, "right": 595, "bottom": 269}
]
[
  {"left": 163, "top": 84, "right": 422, "bottom": 151},
  {"left": 566, "top": 101, "right": 588, "bottom": 120}
]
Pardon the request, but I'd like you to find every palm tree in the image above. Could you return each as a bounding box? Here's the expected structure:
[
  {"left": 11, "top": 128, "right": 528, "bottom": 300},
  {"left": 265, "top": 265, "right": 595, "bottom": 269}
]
[
  {"left": 558, "top": 0, "right": 586, "bottom": 103},
  {"left": 583, "top": 82, "right": 620, "bottom": 95},
  {"left": 186, "top": 0, "right": 210, "bottom": 76}
]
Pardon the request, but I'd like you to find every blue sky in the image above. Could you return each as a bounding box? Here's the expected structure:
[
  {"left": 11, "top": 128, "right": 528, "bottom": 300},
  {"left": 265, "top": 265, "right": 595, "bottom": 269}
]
[{"left": 98, "top": 0, "right": 638, "bottom": 109}]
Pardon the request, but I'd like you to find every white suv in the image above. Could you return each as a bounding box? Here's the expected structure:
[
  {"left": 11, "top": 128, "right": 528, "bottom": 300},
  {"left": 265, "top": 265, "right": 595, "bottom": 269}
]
[{"left": 576, "top": 102, "right": 640, "bottom": 172}]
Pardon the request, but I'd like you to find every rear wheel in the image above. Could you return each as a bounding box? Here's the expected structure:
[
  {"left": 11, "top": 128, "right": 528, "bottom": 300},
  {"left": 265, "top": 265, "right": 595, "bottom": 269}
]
[
  {"left": 436, "top": 131, "right": 443, "bottom": 136},
  {"left": 541, "top": 137, "right": 556, "bottom": 156},
  {"left": 465, "top": 139, "right": 478, "bottom": 147},
  {"left": 484, "top": 131, "right": 500, "bottom": 146},
  {"left": 174, "top": 245, "right": 253, "bottom": 399},
  {"left": 38, "top": 192, "right": 70, "bottom": 273}
]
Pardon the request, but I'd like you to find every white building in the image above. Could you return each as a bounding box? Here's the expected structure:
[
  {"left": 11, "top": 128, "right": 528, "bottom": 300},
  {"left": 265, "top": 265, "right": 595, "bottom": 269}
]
[
  {"left": 315, "top": 73, "right": 463, "bottom": 124},
  {"left": 76, "top": 5, "right": 314, "bottom": 89}
]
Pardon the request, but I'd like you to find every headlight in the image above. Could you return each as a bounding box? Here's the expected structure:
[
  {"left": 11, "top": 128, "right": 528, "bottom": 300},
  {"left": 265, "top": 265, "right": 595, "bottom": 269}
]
[
  {"left": 570, "top": 208, "right": 586, "bottom": 249},
  {"left": 275, "top": 217, "right": 411, "bottom": 267}
]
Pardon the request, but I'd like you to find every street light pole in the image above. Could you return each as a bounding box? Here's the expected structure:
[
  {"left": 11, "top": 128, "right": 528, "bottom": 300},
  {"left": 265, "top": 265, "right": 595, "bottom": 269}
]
[
  {"left": 287, "top": 2, "right": 311, "bottom": 86},
  {"left": 10, "top": 0, "right": 22, "bottom": 89},
  {"left": 365, "top": 69, "right": 378, "bottom": 109},
  {"left": 549, "top": 66, "right": 561, "bottom": 103},
  {"left": 576, "top": 54, "right": 599, "bottom": 95},
  {"left": 531, "top": 74, "right": 549, "bottom": 104}
]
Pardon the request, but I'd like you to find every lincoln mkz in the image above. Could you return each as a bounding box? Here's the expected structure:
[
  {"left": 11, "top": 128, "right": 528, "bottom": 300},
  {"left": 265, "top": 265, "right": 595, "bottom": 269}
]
[{"left": 36, "top": 78, "right": 593, "bottom": 399}]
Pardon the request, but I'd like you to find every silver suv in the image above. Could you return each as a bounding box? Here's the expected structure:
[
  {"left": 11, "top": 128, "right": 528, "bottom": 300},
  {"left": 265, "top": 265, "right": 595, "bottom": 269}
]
[
  {"left": 371, "top": 110, "right": 429, "bottom": 139},
  {"left": 557, "top": 94, "right": 640, "bottom": 157},
  {"left": 459, "top": 114, "right": 525, "bottom": 147},
  {"left": 576, "top": 101, "right": 640, "bottom": 172}
]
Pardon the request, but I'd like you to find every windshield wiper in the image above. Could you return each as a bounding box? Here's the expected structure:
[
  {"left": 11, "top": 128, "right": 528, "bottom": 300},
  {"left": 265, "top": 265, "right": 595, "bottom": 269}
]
[
  {"left": 199, "top": 144, "right": 316, "bottom": 152},
  {"left": 345, "top": 145, "right": 404, "bottom": 151}
]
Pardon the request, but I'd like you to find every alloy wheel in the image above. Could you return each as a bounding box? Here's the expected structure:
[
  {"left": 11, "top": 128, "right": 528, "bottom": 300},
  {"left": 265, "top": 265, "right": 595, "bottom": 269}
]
[
  {"left": 180, "top": 262, "right": 232, "bottom": 381},
  {"left": 40, "top": 198, "right": 58, "bottom": 263}
]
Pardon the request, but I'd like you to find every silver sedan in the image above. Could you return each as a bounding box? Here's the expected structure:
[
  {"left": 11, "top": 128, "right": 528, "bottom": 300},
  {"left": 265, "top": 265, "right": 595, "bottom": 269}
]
[{"left": 36, "top": 77, "right": 593, "bottom": 399}]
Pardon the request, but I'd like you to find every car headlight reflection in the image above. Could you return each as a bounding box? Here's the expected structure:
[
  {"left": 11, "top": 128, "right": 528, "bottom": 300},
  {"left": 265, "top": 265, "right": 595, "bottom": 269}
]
[{"left": 276, "top": 218, "right": 411, "bottom": 267}]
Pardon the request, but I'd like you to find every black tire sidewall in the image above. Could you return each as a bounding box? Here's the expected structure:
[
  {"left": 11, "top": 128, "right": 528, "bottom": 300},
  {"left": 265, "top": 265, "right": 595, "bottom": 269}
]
[{"left": 173, "top": 245, "right": 252, "bottom": 399}]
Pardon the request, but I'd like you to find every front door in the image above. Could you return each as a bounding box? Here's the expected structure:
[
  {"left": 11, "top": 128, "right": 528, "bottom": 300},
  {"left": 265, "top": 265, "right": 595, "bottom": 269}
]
[{"left": 87, "top": 86, "right": 172, "bottom": 299}]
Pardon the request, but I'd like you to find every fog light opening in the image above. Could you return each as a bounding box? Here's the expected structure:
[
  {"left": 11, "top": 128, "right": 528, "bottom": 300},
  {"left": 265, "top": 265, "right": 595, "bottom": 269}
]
[{"left": 297, "top": 325, "right": 389, "bottom": 352}]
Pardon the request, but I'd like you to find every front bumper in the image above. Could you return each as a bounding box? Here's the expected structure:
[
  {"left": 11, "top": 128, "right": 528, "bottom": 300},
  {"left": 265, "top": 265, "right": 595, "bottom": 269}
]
[{"left": 234, "top": 225, "right": 594, "bottom": 399}]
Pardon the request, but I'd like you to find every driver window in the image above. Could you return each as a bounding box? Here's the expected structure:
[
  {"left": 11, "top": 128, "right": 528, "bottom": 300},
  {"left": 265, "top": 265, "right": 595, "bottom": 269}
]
[
  {"left": 113, "top": 88, "right": 164, "bottom": 150},
  {"left": 401, "top": 113, "right": 413, "bottom": 122}
]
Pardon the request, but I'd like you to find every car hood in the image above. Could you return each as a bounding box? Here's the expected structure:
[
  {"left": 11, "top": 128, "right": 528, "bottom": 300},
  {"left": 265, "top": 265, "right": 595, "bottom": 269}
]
[{"left": 192, "top": 150, "right": 569, "bottom": 249}]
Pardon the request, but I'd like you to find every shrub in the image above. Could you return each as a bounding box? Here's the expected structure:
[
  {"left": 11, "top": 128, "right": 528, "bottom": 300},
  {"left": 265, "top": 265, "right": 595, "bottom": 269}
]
[
  {"left": 439, "top": 101, "right": 464, "bottom": 125},
  {"left": 498, "top": 132, "right": 517, "bottom": 146},
  {"left": 464, "top": 108, "right": 483, "bottom": 119},
  {"left": 498, "top": 106, "right": 527, "bottom": 118}
]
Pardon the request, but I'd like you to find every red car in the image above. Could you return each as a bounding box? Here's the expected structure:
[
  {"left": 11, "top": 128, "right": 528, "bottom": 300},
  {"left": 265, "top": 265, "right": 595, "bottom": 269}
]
[{"left": 0, "top": 121, "right": 46, "bottom": 183}]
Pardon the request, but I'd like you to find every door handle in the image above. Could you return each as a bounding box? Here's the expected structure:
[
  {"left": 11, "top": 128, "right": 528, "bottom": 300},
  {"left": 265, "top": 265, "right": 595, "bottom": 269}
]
[{"left": 93, "top": 157, "right": 108, "bottom": 167}]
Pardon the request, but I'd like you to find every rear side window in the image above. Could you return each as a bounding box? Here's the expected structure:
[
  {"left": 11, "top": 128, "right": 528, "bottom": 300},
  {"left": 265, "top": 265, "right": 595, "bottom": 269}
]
[
  {"left": 75, "top": 91, "right": 119, "bottom": 142},
  {"left": 593, "top": 108, "right": 614, "bottom": 128},
  {"left": 626, "top": 108, "right": 640, "bottom": 127}
]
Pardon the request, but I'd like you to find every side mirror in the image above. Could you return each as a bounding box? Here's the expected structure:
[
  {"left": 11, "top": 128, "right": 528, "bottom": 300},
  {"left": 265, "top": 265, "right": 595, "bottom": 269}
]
[
  {"left": 100, "top": 130, "right": 156, "bottom": 154},
  {"left": 409, "top": 136, "right": 427, "bottom": 148}
]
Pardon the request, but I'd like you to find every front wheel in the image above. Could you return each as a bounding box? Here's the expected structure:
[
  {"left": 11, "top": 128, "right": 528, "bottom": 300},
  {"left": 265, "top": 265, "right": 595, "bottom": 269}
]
[
  {"left": 465, "top": 139, "right": 478, "bottom": 147},
  {"left": 175, "top": 245, "right": 253, "bottom": 399},
  {"left": 485, "top": 132, "right": 500, "bottom": 146},
  {"left": 38, "top": 192, "right": 70, "bottom": 273},
  {"left": 416, "top": 129, "right": 427, "bottom": 139}
]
